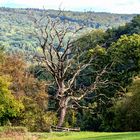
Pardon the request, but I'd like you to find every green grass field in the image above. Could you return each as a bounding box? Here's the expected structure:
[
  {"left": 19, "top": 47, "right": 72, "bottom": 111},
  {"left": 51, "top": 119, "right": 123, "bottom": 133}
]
[
  {"left": 38, "top": 132, "right": 140, "bottom": 140},
  {"left": 0, "top": 128, "right": 140, "bottom": 140}
]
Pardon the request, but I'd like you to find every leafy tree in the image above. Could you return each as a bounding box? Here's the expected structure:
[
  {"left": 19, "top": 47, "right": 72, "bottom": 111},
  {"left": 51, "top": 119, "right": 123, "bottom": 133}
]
[
  {"left": 75, "top": 30, "right": 106, "bottom": 50},
  {"left": 126, "top": 15, "right": 140, "bottom": 34},
  {"left": 123, "top": 77, "right": 140, "bottom": 131},
  {"left": 71, "top": 33, "right": 140, "bottom": 131},
  {"left": 104, "top": 15, "right": 140, "bottom": 47},
  {"left": 0, "top": 75, "right": 24, "bottom": 125},
  {"left": 98, "top": 34, "right": 140, "bottom": 131},
  {"left": 0, "top": 52, "right": 55, "bottom": 131},
  {"left": 17, "top": 95, "right": 57, "bottom": 132},
  {"left": 103, "top": 77, "right": 140, "bottom": 131},
  {"left": 109, "top": 34, "right": 140, "bottom": 87}
]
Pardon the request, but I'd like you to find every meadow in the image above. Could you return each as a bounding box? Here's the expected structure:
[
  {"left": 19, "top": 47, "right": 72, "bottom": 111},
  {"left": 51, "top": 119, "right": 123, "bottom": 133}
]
[
  {"left": 37, "top": 132, "right": 140, "bottom": 140},
  {"left": 0, "top": 127, "right": 140, "bottom": 139}
]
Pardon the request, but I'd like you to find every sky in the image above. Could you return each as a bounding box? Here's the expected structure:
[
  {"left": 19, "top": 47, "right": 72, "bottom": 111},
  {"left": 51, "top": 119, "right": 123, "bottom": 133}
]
[{"left": 0, "top": 0, "right": 140, "bottom": 14}]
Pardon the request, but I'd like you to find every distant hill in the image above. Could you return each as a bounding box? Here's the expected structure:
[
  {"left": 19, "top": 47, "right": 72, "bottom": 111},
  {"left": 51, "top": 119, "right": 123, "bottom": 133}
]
[{"left": 0, "top": 7, "right": 135, "bottom": 57}]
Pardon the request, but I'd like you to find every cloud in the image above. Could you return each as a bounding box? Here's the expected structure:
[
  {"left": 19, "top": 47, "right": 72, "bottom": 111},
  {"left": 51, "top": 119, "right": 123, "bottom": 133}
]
[
  {"left": 0, "top": 0, "right": 6, "bottom": 4},
  {"left": 0, "top": 0, "right": 140, "bottom": 14}
]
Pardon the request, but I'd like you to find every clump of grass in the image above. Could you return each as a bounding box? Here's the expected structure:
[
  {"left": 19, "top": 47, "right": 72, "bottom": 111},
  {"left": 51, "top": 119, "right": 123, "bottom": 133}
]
[
  {"left": 1, "top": 126, "right": 28, "bottom": 133},
  {"left": 0, "top": 126, "right": 39, "bottom": 140}
]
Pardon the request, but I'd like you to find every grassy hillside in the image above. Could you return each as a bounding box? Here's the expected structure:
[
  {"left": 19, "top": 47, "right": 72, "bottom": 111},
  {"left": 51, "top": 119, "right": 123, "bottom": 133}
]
[{"left": 0, "top": 7, "right": 135, "bottom": 55}]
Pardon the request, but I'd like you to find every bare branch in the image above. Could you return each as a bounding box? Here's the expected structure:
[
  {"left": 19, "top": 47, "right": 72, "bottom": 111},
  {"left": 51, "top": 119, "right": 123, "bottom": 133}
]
[{"left": 29, "top": 11, "right": 112, "bottom": 127}]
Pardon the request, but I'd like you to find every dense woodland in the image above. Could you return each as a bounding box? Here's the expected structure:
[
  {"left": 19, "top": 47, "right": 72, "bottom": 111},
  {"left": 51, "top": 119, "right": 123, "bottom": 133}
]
[
  {"left": 0, "top": 8, "right": 140, "bottom": 132},
  {"left": 0, "top": 8, "right": 134, "bottom": 56}
]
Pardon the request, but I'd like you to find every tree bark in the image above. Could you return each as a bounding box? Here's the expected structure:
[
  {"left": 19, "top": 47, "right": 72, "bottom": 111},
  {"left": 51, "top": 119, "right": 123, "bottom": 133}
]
[
  {"left": 57, "top": 106, "right": 67, "bottom": 127},
  {"left": 57, "top": 81, "right": 68, "bottom": 127}
]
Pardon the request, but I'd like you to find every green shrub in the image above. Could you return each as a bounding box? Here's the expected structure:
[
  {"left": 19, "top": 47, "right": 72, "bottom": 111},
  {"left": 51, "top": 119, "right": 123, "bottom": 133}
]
[
  {"left": 14, "top": 96, "right": 58, "bottom": 132},
  {"left": 0, "top": 75, "right": 24, "bottom": 125}
]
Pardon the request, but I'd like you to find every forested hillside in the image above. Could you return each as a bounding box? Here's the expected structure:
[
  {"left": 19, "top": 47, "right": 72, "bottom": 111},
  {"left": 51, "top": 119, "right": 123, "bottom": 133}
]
[
  {"left": 0, "top": 8, "right": 135, "bottom": 56},
  {"left": 0, "top": 7, "right": 140, "bottom": 133}
]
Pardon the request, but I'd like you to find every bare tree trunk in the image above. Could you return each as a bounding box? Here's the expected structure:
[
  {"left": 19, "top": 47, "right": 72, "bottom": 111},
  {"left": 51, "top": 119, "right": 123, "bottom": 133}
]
[
  {"left": 57, "top": 106, "right": 67, "bottom": 127},
  {"left": 32, "top": 13, "right": 110, "bottom": 128},
  {"left": 56, "top": 81, "right": 68, "bottom": 127}
]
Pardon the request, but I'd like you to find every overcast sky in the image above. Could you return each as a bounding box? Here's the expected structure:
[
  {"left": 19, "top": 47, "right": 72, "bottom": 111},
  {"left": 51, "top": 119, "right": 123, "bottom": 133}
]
[{"left": 0, "top": 0, "right": 140, "bottom": 14}]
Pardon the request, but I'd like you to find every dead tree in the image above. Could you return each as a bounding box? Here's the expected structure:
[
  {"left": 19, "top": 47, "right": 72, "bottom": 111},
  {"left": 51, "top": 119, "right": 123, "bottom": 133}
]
[{"left": 30, "top": 12, "right": 110, "bottom": 127}]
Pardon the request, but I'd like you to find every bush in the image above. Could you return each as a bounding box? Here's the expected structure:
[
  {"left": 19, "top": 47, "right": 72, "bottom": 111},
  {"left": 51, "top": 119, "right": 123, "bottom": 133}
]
[
  {"left": 101, "top": 77, "right": 140, "bottom": 132},
  {"left": 0, "top": 75, "right": 24, "bottom": 125},
  {"left": 13, "top": 96, "right": 57, "bottom": 132}
]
